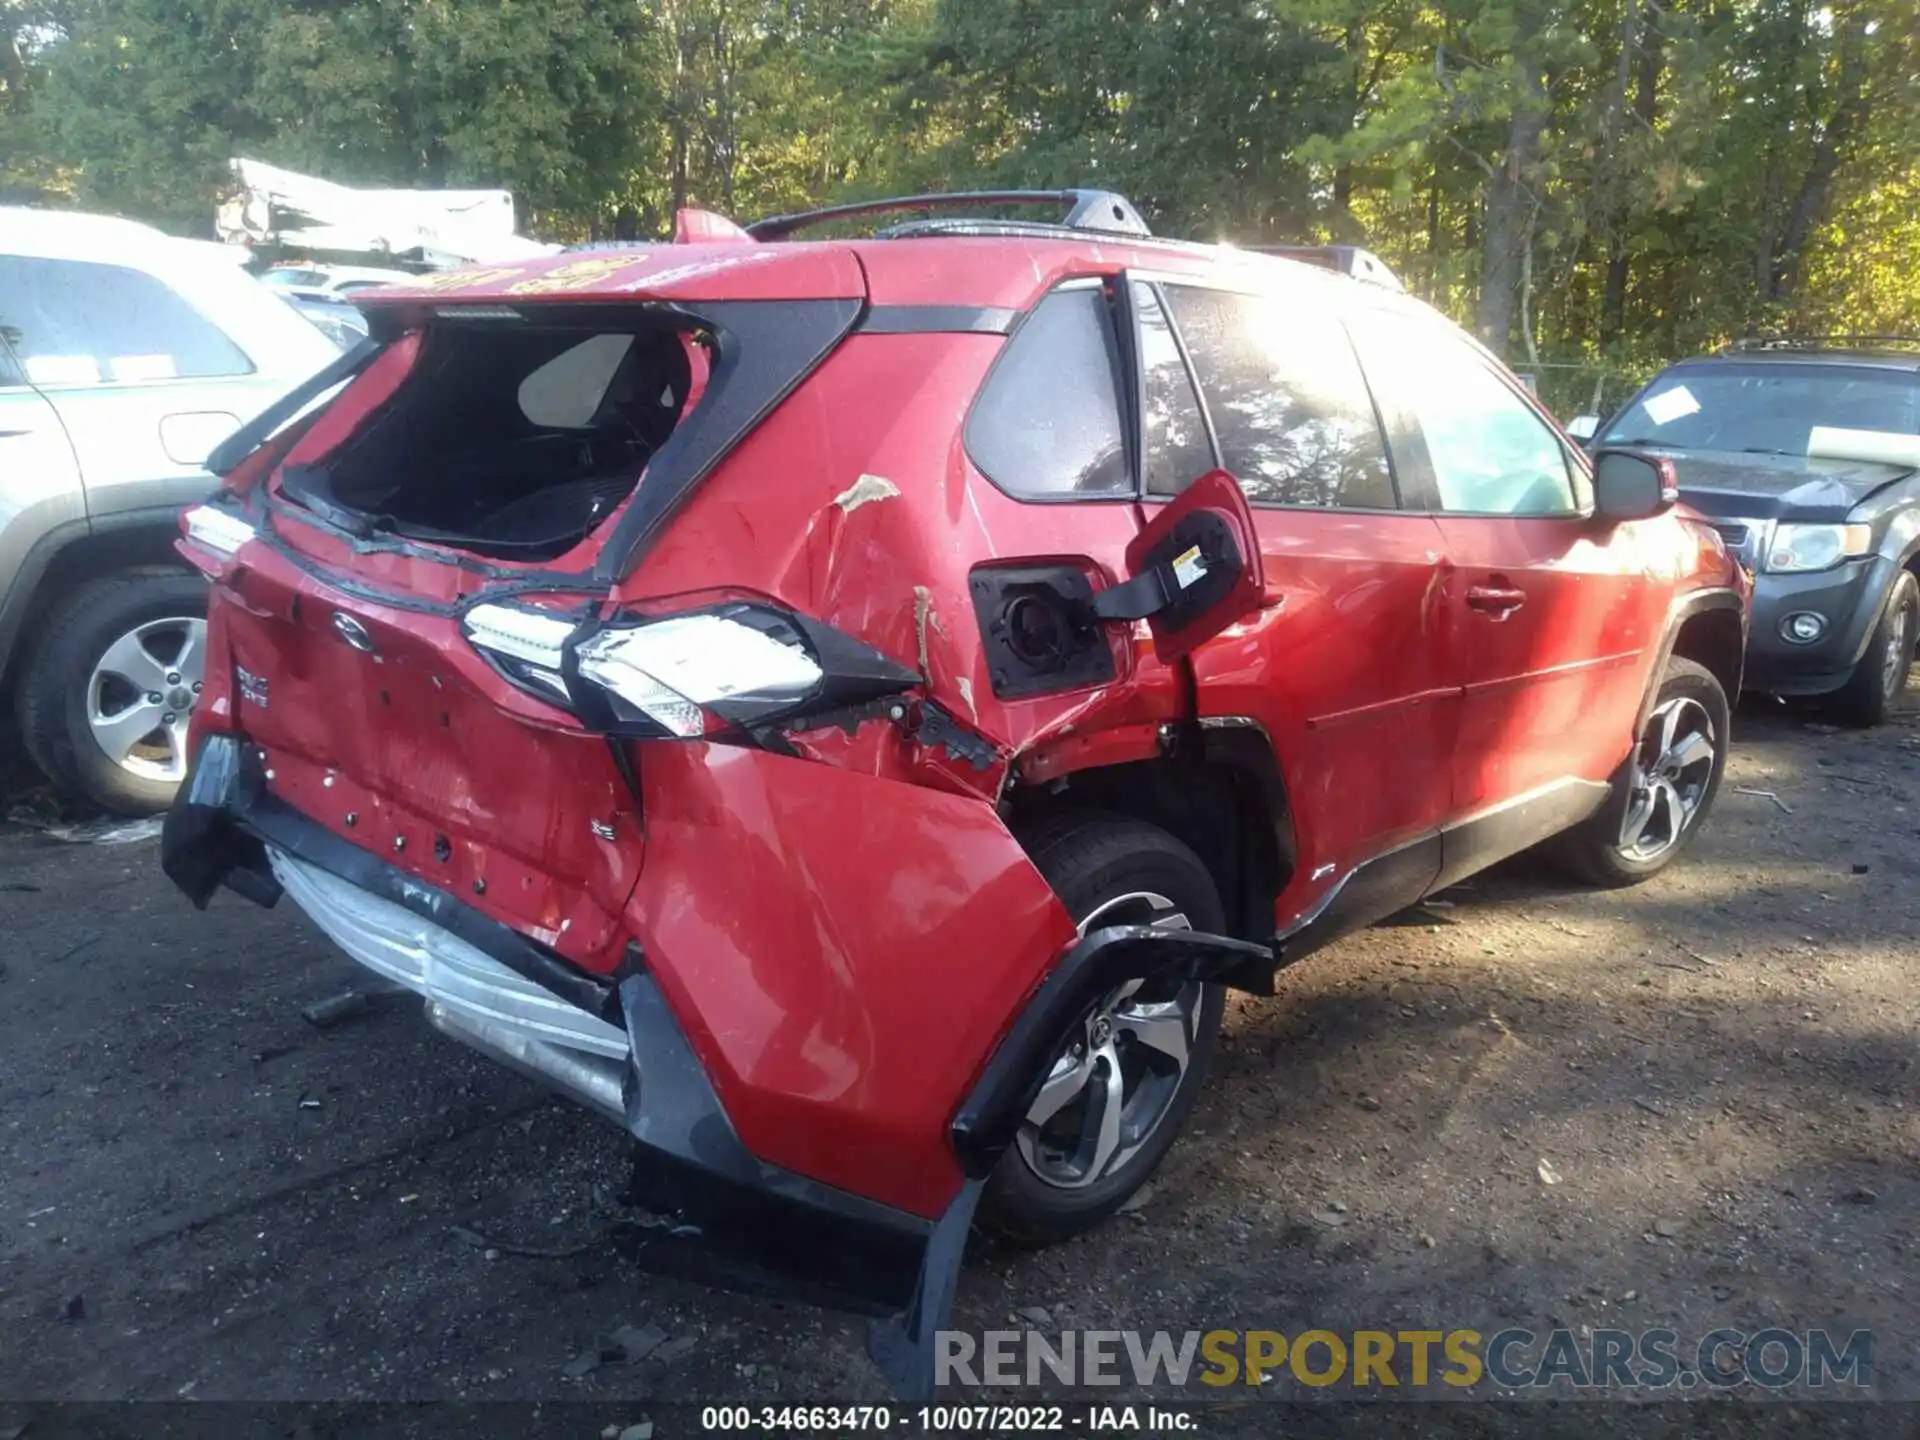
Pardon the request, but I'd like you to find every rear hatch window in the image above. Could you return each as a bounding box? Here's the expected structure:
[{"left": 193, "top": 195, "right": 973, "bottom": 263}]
[{"left": 279, "top": 317, "right": 701, "bottom": 562}]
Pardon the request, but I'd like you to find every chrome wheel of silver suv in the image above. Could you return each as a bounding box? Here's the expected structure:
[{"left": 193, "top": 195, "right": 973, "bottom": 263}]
[{"left": 88, "top": 615, "right": 206, "bottom": 786}]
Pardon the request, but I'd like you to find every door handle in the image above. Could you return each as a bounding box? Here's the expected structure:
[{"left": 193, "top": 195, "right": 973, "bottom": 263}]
[{"left": 1466, "top": 584, "right": 1527, "bottom": 616}]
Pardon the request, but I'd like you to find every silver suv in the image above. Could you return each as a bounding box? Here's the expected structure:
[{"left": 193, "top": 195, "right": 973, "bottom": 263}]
[{"left": 1, "top": 208, "right": 335, "bottom": 812}]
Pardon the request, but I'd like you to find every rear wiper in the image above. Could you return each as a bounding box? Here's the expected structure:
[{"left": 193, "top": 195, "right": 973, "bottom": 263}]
[{"left": 1741, "top": 446, "right": 1797, "bottom": 456}]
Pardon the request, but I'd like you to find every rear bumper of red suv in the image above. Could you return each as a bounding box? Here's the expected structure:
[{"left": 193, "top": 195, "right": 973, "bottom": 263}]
[
  {"left": 162, "top": 734, "right": 941, "bottom": 1316},
  {"left": 162, "top": 730, "right": 1275, "bottom": 1394}
]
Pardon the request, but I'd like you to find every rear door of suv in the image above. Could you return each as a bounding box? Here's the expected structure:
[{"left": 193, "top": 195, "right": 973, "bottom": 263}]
[
  {"left": 0, "top": 248, "right": 333, "bottom": 520},
  {"left": 0, "top": 332, "right": 86, "bottom": 647},
  {"left": 1130, "top": 272, "right": 1459, "bottom": 923}
]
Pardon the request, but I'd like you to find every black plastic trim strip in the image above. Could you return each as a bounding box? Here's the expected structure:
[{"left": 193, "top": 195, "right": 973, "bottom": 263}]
[
  {"left": 614, "top": 973, "right": 932, "bottom": 1317},
  {"left": 595, "top": 298, "right": 863, "bottom": 582},
  {"left": 857, "top": 305, "right": 1019, "bottom": 336},
  {"left": 949, "top": 924, "right": 1272, "bottom": 1175}
]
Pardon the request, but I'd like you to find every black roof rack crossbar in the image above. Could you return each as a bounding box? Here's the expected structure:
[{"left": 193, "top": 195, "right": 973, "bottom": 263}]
[
  {"left": 745, "top": 189, "right": 1151, "bottom": 241},
  {"left": 1724, "top": 335, "right": 1920, "bottom": 352}
]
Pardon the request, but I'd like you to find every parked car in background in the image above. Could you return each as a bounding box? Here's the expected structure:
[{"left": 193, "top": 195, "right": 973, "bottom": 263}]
[
  {"left": 162, "top": 189, "right": 1747, "bottom": 1394},
  {"left": 258, "top": 262, "right": 417, "bottom": 299},
  {"left": 279, "top": 292, "right": 371, "bottom": 352},
  {"left": 1573, "top": 343, "right": 1920, "bottom": 725},
  {"left": 1, "top": 207, "right": 337, "bottom": 812}
]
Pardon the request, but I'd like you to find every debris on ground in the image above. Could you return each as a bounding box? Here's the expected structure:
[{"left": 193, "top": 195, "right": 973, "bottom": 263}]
[
  {"left": 650, "top": 1335, "right": 699, "bottom": 1365},
  {"left": 1731, "top": 786, "right": 1793, "bottom": 814},
  {"left": 1116, "top": 1181, "right": 1156, "bottom": 1214},
  {"left": 446, "top": 1224, "right": 596, "bottom": 1261},
  {"left": 1014, "top": 1306, "right": 1052, "bottom": 1328},
  {"left": 1652, "top": 1218, "right": 1680, "bottom": 1238},
  {"left": 61, "top": 1294, "right": 85, "bottom": 1322},
  {"left": 40, "top": 816, "right": 166, "bottom": 845},
  {"left": 1537, "top": 1158, "right": 1561, "bottom": 1186},
  {"left": 300, "top": 982, "right": 410, "bottom": 1029},
  {"left": 607, "top": 1323, "right": 668, "bottom": 1363}
]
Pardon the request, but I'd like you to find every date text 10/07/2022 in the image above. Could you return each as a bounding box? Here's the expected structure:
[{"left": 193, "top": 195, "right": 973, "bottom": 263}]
[{"left": 699, "top": 1406, "right": 1196, "bottom": 1432}]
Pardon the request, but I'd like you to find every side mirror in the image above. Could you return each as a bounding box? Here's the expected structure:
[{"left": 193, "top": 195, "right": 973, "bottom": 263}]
[
  {"left": 1565, "top": 414, "right": 1600, "bottom": 441},
  {"left": 1592, "top": 447, "right": 1678, "bottom": 523}
]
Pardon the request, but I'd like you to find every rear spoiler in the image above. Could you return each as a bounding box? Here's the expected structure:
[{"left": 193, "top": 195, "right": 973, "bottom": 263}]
[{"left": 207, "top": 338, "right": 382, "bottom": 476}]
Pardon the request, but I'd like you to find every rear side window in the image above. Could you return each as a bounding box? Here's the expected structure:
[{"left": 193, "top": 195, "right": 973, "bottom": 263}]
[
  {"left": 517, "top": 334, "right": 638, "bottom": 428},
  {"left": 967, "top": 286, "right": 1130, "bottom": 499},
  {"left": 1350, "top": 309, "right": 1576, "bottom": 516},
  {"left": 1132, "top": 283, "right": 1216, "bottom": 497},
  {"left": 1163, "top": 284, "right": 1396, "bottom": 509},
  {"left": 0, "top": 255, "right": 253, "bottom": 385}
]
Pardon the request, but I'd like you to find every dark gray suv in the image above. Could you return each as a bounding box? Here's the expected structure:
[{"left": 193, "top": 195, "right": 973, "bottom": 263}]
[{"left": 1576, "top": 345, "right": 1920, "bottom": 725}]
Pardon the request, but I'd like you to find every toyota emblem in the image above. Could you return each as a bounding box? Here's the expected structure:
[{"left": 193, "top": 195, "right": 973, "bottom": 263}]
[{"left": 332, "top": 612, "right": 377, "bottom": 654}]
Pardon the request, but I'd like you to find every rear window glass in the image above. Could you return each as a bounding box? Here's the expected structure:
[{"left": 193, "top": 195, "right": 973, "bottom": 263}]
[
  {"left": 0, "top": 255, "right": 253, "bottom": 385},
  {"left": 296, "top": 321, "right": 694, "bottom": 562},
  {"left": 967, "top": 286, "right": 1130, "bottom": 499}
]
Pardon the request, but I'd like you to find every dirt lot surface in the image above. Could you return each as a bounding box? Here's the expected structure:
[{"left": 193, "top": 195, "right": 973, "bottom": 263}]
[{"left": 2, "top": 697, "right": 1916, "bottom": 1436}]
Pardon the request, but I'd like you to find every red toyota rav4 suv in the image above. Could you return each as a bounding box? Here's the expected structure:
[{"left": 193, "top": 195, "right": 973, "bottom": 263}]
[{"left": 162, "top": 191, "right": 1748, "bottom": 1392}]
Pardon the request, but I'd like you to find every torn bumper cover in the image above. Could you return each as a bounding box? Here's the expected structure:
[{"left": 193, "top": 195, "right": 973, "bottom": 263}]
[
  {"left": 161, "top": 733, "right": 931, "bottom": 1319},
  {"left": 161, "top": 732, "right": 1272, "bottom": 1397}
]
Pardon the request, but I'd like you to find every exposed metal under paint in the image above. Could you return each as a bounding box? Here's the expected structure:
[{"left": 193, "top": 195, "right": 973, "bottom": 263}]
[
  {"left": 912, "top": 585, "right": 944, "bottom": 681},
  {"left": 835, "top": 473, "right": 903, "bottom": 514}
]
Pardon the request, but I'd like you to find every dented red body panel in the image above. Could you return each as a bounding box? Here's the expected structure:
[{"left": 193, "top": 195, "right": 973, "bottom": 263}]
[{"left": 627, "top": 744, "right": 1076, "bottom": 1216}]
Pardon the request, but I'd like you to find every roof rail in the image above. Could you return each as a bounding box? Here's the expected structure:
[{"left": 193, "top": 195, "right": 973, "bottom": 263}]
[
  {"left": 1724, "top": 334, "right": 1920, "bottom": 352},
  {"left": 745, "top": 189, "right": 1151, "bottom": 241},
  {"left": 1247, "top": 244, "right": 1405, "bottom": 291}
]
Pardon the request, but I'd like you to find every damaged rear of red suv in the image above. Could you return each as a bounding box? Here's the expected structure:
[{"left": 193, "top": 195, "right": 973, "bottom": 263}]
[{"left": 162, "top": 191, "right": 1748, "bottom": 1394}]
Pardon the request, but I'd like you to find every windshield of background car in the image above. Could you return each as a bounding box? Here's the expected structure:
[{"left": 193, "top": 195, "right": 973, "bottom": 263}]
[{"left": 1602, "top": 363, "right": 1920, "bottom": 456}]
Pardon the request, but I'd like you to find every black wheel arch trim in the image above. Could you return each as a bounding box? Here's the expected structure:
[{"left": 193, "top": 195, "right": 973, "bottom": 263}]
[
  {"left": 0, "top": 503, "right": 202, "bottom": 689},
  {"left": 949, "top": 924, "right": 1272, "bottom": 1177},
  {"left": 1641, "top": 585, "right": 1748, "bottom": 730}
]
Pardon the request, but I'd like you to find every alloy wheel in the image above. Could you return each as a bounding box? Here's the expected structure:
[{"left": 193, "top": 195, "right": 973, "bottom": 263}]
[
  {"left": 1617, "top": 695, "right": 1716, "bottom": 863},
  {"left": 1015, "top": 891, "right": 1206, "bottom": 1190},
  {"left": 87, "top": 616, "right": 206, "bottom": 785},
  {"left": 1881, "top": 598, "right": 1915, "bottom": 700}
]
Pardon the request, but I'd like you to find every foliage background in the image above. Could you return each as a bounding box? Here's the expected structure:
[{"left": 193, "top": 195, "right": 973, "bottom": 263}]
[{"left": 5, "top": 0, "right": 1916, "bottom": 400}]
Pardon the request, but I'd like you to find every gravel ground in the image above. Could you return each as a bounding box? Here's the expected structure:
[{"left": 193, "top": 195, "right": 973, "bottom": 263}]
[{"left": 1, "top": 696, "right": 1915, "bottom": 1436}]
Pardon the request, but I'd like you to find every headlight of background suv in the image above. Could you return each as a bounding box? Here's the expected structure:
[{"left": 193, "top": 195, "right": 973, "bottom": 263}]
[{"left": 1765, "top": 523, "right": 1872, "bottom": 574}]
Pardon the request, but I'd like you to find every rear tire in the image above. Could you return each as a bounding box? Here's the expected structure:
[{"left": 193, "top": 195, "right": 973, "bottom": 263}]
[
  {"left": 13, "top": 571, "right": 208, "bottom": 816},
  {"left": 1550, "top": 657, "right": 1729, "bottom": 889},
  {"left": 978, "top": 812, "right": 1227, "bottom": 1247},
  {"left": 1830, "top": 570, "right": 1917, "bottom": 729}
]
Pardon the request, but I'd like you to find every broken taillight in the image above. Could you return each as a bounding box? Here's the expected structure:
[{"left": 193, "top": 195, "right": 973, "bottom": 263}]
[{"left": 460, "top": 599, "right": 919, "bottom": 740}]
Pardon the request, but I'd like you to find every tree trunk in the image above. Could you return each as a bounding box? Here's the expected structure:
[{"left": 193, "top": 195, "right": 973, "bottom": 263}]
[
  {"left": 1333, "top": 18, "right": 1364, "bottom": 232},
  {"left": 667, "top": 0, "right": 690, "bottom": 215},
  {"left": 1767, "top": 16, "right": 1870, "bottom": 304},
  {"left": 1477, "top": 70, "right": 1546, "bottom": 357}
]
